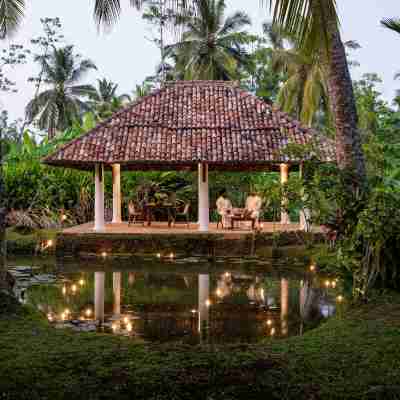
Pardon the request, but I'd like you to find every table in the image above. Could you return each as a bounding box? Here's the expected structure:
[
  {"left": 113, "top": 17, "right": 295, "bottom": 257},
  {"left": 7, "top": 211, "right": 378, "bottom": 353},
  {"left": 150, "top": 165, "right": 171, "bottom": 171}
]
[{"left": 230, "top": 212, "right": 256, "bottom": 230}]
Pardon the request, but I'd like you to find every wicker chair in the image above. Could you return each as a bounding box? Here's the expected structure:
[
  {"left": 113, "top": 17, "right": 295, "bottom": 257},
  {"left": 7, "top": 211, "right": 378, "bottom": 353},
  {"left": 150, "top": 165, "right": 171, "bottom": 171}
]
[
  {"left": 128, "top": 201, "right": 144, "bottom": 226},
  {"left": 173, "top": 203, "right": 190, "bottom": 228}
]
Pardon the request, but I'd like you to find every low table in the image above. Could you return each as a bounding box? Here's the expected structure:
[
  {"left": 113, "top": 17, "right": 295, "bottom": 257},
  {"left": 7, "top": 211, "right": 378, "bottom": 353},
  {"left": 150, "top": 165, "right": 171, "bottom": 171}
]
[{"left": 230, "top": 214, "right": 256, "bottom": 230}]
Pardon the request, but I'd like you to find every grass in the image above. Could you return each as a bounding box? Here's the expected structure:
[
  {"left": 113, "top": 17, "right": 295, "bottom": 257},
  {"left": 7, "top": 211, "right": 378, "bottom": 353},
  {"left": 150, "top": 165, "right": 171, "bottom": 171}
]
[
  {"left": 1, "top": 292, "right": 400, "bottom": 399},
  {"left": 5, "top": 228, "right": 58, "bottom": 255}
]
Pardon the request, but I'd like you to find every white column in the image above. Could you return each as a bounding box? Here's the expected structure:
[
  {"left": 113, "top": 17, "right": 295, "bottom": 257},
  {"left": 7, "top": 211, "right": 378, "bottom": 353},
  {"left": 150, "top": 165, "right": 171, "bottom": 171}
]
[
  {"left": 280, "top": 163, "right": 291, "bottom": 225},
  {"left": 281, "top": 278, "right": 289, "bottom": 336},
  {"left": 94, "top": 272, "right": 105, "bottom": 324},
  {"left": 113, "top": 272, "right": 121, "bottom": 317},
  {"left": 198, "top": 163, "right": 209, "bottom": 232},
  {"left": 198, "top": 274, "right": 210, "bottom": 333},
  {"left": 299, "top": 163, "right": 311, "bottom": 231},
  {"left": 94, "top": 164, "right": 105, "bottom": 231},
  {"left": 112, "top": 164, "right": 122, "bottom": 224}
]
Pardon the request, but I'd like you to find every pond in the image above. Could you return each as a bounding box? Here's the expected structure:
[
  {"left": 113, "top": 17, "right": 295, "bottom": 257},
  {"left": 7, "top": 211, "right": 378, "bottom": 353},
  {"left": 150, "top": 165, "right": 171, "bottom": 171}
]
[{"left": 7, "top": 255, "right": 340, "bottom": 344}]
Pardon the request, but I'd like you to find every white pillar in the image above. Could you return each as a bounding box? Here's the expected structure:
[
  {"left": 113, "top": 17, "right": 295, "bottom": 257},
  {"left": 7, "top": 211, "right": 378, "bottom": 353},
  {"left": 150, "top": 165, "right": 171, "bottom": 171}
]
[
  {"left": 198, "top": 163, "right": 209, "bottom": 232},
  {"left": 299, "top": 163, "right": 311, "bottom": 231},
  {"left": 112, "top": 164, "right": 122, "bottom": 224},
  {"left": 94, "top": 164, "right": 105, "bottom": 231},
  {"left": 94, "top": 272, "right": 105, "bottom": 323},
  {"left": 281, "top": 278, "right": 289, "bottom": 336},
  {"left": 113, "top": 272, "right": 121, "bottom": 317},
  {"left": 280, "top": 163, "right": 290, "bottom": 224},
  {"left": 198, "top": 274, "right": 210, "bottom": 333}
]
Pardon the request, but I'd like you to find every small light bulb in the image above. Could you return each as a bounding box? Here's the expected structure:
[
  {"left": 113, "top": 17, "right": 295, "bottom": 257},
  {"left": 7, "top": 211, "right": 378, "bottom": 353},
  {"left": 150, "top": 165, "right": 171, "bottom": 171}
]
[
  {"left": 62, "top": 286, "right": 66, "bottom": 295},
  {"left": 47, "top": 240, "right": 53, "bottom": 247},
  {"left": 47, "top": 313, "right": 53, "bottom": 322},
  {"left": 169, "top": 252, "right": 174, "bottom": 259},
  {"left": 64, "top": 308, "right": 70, "bottom": 315},
  {"left": 191, "top": 309, "right": 197, "bottom": 314},
  {"left": 310, "top": 264, "right": 316, "bottom": 272},
  {"left": 126, "top": 323, "right": 132, "bottom": 332},
  {"left": 337, "top": 295, "right": 344, "bottom": 303},
  {"left": 205, "top": 299, "right": 211, "bottom": 307},
  {"left": 267, "top": 319, "right": 272, "bottom": 326},
  {"left": 61, "top": 215, "right": 67, "bottom": 221},
  {"left": 325, "top": 280, "right": 331, "bottom": 287},
  {"left": 331, "top": 281, "right": 337, "bottom": 288},
  {"left": 224, "top": 272, "right": 230, "bottom": 278},
  {"left": 216, "top": 288, "right": 222, "bottom": 297},
  {"left": 156, "top": 253, "right": 161, "bottom": 258},
  {"left": 123, "top": 316, "right": 129, "bottom": 324},
  {"left": 61, "top": 313, "right": 66, "bottom": 321},
  {"left": 101, "top": 252, "right": 107, "bottom": 257},
  {"left": 71, "top": 284, "right": 77, "bottom": 292},
  {"left": 270, "top": 328, "right": 276, "bottom": 336},
  {"left": 85, "top": 308, "right": 92, "bottom": 317},
  {"left": 79, "top": 279, "right": 85, "bottom": 286}
]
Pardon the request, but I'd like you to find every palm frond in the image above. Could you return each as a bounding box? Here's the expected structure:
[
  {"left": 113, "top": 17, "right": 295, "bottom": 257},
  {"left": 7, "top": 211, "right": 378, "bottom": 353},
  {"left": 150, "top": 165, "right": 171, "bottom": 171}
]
[
  {"left": 0, "top": 0, "right": 25, "bottom": 39},
  {"left": 381, "top": 18, "right": 400, "bottom": 35}
]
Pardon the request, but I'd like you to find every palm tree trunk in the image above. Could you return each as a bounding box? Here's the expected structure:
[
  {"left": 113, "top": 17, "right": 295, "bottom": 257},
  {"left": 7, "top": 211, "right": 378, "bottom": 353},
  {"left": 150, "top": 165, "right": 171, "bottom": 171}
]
[{"left": 326, "top": 24, "right": 366, "bottom": 188}]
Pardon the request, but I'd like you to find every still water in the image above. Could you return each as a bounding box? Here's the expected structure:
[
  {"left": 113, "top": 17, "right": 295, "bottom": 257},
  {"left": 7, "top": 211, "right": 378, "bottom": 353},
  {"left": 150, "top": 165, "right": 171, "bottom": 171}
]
[{"left": 8, "top": 255, "right": 339, "bottom": 344}]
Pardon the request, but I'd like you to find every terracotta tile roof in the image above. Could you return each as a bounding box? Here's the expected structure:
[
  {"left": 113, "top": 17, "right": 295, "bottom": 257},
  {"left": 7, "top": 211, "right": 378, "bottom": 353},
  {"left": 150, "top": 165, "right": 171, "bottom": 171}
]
[{"left": 44, "top": 80, "right": 335, "bottom": 171}]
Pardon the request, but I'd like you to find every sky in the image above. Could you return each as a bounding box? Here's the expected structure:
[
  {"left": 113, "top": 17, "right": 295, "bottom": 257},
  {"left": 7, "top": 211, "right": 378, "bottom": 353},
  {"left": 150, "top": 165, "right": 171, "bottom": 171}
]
[{"left": 1, "top": 0, "right": 399, "bottom": 121}]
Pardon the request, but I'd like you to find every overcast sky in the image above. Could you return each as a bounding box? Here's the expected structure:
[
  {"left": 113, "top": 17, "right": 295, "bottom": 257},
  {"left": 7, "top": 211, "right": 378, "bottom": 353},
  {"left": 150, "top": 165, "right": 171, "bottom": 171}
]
[{"left": 1, "top": 0, "right": 399, "bottom": 121}]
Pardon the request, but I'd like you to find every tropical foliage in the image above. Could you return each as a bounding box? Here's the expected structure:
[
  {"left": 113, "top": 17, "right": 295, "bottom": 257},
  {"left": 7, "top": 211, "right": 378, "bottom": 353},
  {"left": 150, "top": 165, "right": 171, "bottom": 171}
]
[{"left": 25, "top": 45, "right": 97, "bottom": 138}]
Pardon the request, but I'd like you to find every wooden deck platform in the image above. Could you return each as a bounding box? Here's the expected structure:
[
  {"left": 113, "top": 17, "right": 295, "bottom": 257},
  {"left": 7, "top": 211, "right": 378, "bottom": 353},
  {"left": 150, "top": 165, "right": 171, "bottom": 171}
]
[{"left": 57, "top": 222, "right": 322, "bottom": 258}]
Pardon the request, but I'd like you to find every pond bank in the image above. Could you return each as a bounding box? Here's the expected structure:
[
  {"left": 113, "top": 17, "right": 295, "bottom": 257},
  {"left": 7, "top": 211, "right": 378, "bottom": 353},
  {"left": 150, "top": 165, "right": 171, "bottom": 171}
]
[{"left": 1, "top": 291, "right": 400, "bottom": 399}]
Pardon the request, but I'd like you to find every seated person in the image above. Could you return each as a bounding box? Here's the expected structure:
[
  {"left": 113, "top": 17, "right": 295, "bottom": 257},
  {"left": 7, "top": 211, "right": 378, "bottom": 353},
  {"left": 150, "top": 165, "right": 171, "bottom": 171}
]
[
  {"left": 216, "top": 189, "right": 233, "bottom": 228},
  {"left": 245, "top": 192, "right": 263, "bottom": 228}
]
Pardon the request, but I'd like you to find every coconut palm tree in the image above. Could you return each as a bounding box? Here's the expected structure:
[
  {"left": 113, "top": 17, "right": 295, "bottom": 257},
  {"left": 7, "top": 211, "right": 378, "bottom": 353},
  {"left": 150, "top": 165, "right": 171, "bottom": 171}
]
[
  {"left": 265, "top": 23, "right": 330, "bottom": 127},
  {"left": 88, "top": 78, "right": 130, "bottom": 120},
  {"left": 165, "top": 0, "right": 252, "bottom": 80},
  {"left": 25, "top": 45, "right": 97, "bottom": 138},
  {"left": 381, "top": 18, "right": 400, "bottom": 35},
  {"left": 0, "top": 0, "right": 25, "bottom": 39}
]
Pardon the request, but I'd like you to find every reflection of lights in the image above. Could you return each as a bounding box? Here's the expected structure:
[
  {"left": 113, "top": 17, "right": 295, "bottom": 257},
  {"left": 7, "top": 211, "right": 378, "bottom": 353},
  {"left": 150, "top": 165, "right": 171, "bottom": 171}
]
[
  {"left": 336, "top": 295, "right": 344, "bottom": 303},
  {"left": 215, "top": 288, "right": 222, "bottom": 297},
  {"left": 79, "top": 279, "right": 85, "bottom": 286},
  {"left": 71, "top": 284, "right": 77, "bottom": 293},
  {"left": 205, "top": 299, "right": 212, "bottom": 307},
  {"left": 267, "top": 319, "right": 273, "bottom": 326},
  {"left": 191, "top": 309, "right": 197, "bottom": 314},
  {"left": 85, "top": 308, "right": 92, "bottom": 317},
  {"left": 270, "top": 328, "right": 276, "bottom": 336},
  {"left": 62, "top": 286, "right": 66, "bottom": 295},
  {"left": 126, "top": 323, "right": 132, "bottom": 332}
]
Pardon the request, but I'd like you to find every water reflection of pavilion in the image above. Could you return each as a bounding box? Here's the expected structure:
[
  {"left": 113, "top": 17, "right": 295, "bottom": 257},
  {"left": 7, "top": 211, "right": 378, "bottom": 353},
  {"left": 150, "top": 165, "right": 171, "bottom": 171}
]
[{"left": 92, "top": 271, "right": 315, "bottom": 342}]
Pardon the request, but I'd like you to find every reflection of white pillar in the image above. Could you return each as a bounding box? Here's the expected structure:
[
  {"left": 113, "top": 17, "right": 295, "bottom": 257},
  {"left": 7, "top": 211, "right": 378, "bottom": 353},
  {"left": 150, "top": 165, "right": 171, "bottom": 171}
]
[
  {"left": 94, "top": 164, "right": 105, "bottom": 231},
  {"left": 198, "top": 274, "right": 210, "bottom": 333},
  {"left": 281, "top": 278, "right": 289, "bottom": 336},
  {"left": 113, "top": 272, "right": 121, "bottom": 317},
  {"left": 198, "top": 163, "right": 209, "bottom": 232},
  {"left": 95, "top": 272, "right": 105, "bottom": 323},
  {"left": 280, "top": 163, "right": 290, "bottom": 224},
  {"left": 112, "top": 164, "right": 122, "bottom": 224}
]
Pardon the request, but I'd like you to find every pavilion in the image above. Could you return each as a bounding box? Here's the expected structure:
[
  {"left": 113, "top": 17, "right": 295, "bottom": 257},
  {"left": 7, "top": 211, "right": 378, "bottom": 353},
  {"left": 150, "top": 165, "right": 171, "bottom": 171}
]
[{"left": 44, "top": 80, "right": 334, "bottom": 233}]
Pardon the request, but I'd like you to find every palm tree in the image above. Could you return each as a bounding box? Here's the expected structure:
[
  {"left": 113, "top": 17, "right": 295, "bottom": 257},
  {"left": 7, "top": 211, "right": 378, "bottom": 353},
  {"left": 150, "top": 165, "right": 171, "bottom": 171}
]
[
  {"left": 265, "top": 23, "right": 330, "bottom": 127},
  {"left": 165, "top": 0, "right": 251, "bottom": 80},
  {"left": 0, "top": 0, "right": 25, "bottom": 39},
  {"left": 25, "top": 45, "right": 97, "bottom": 138},
  {"left": 88, "top": 78, "right": 130, "bottom": 120}
]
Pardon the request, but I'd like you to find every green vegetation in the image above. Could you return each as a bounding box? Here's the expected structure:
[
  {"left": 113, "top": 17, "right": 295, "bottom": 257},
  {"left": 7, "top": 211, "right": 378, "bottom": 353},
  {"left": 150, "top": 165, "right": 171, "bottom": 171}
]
[{"left": 1, "top": 290, "right": 400, "bottom": 399}]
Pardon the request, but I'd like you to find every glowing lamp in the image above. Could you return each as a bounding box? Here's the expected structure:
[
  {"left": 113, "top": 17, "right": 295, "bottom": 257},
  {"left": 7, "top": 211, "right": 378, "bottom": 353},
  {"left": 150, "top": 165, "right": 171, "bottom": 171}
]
[
  {"left": 85, "top": 308, "right": 92, "bottom": 317},
  {"left": 79, "top": 279, "right": 85, "bottom": 286},
  {"left": 267, "top": 319, "right": 272, "bottom": 326},
  {"left": 205, "top": 299, "right": 212, "bottom": 307},
  {"left": 126, "top": 323, "right": 133, "bottom": 332}
]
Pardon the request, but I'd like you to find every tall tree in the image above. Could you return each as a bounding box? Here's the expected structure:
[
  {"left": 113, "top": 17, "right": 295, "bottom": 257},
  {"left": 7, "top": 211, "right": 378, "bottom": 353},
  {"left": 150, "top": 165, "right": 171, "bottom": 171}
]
[
  {"left": 25, "top": 45, "right": 97, "bottom": 138},
  {"left": 166, "top": 0, "right": 252, "bottom": 80},
  {"left": 267, "top": 0, "right": 366, "bottom": 189},
  {"left": 0, "top": 0, "right": 25, "bottom": 39}
]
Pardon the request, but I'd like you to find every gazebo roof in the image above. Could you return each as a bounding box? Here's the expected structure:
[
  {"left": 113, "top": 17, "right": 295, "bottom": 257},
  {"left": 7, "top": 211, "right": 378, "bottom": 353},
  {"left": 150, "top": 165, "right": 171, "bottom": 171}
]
[{"left": 44, "top": 80, "right": 335, "bottom": 171}]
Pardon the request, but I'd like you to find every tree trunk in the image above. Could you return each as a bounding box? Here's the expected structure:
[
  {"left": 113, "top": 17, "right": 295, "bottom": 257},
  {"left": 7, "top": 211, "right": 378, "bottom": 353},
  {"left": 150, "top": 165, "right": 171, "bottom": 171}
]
[
  {"left": 0, "top": 131, "right": 7, "bottom": 290},
  {"left": 326, "top": 24, "right": 367, "bottom": 188}
]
